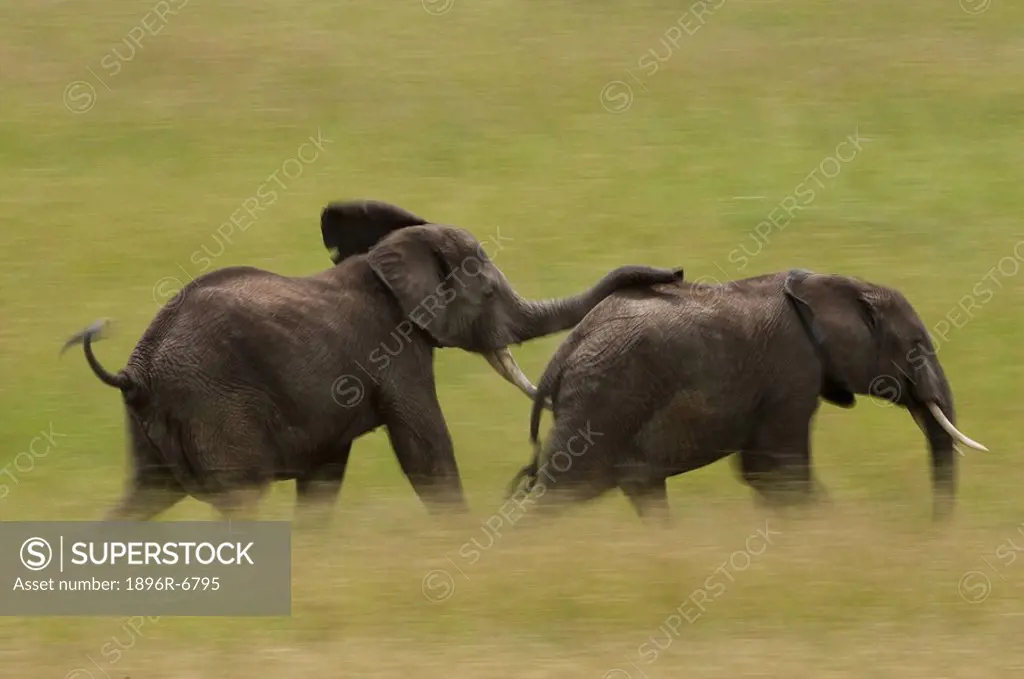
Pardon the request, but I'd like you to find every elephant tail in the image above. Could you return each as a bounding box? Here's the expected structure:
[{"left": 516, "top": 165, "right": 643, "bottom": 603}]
[
  {"left": 505, "top": 389, "right": 552, "bottom": 499},
  {"left": 60, "top": 318, "right": 134, "bottom": 392},
  {"left": 528, "top": 343, "right": 568, "bottom": 446},
  {"left": 506, "top": 337, "right": 573, "bottom": 499}
]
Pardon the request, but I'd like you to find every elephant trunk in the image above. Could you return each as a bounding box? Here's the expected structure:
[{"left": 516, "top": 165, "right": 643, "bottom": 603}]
[
  {"left": 481, "top": 265, "right": 681, "bottom": 402},
  {"left": 910, "top": 401, "right": 957, "bottom": 522},
  {"left": 477, "top": 293, "right": 601, "bottom": 402},
  {"left": 504, "top": 265, "right": 682, "bottom": 344},
  {"left": 907, "top": 364, "right": 988, "bottom": 521}
]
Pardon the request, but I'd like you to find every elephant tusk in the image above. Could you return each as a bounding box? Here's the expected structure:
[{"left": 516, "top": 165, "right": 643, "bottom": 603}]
[
  {"left": 911, "top": 409, "right": 961, "bottom": 456},
  {"left": 484, "top": 348, "right": 538, "bottom": 400},
  {"left": 926, "top": 402, "right": 989, "bottom": 452}
]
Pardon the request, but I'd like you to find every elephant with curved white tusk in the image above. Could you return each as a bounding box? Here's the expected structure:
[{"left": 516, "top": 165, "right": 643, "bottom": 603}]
[
  {"left": 509, "top": 268, "right": 986, "bottom": 523},
  {"left": 61, "top": 199, "right": 684, "bottom": 523}
]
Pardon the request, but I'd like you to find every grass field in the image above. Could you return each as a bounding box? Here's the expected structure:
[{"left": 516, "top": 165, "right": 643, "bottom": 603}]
[{"left": 2, "top": 0, "right": 1024, "bottom": 675}]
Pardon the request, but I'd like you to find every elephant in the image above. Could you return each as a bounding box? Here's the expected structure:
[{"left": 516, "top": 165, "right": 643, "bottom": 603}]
[
  {"left": 61, "top": 199, "right": 684, "bottom": 522},
  {"left": 507, "top": 268, "right": 987, "bottom": 523}
]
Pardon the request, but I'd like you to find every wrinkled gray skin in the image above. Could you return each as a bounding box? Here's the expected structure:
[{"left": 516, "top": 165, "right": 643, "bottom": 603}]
[
  {"left": 61, "top": 200, "right": 683, "bottom": 522},
  {"left": 509, "top": 269, "right": 986, "bottom": 523}
]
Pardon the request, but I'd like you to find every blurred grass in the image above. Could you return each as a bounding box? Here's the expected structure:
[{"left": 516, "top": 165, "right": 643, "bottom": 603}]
[{"left": 2, "top": 0, "right": 1024, "bottom": 676}]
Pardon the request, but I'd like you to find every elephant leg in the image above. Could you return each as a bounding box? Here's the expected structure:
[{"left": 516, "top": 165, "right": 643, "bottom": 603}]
[
  {"left": 210, "top": 485, "right": 268, "bottom": 521},
  {"left": 295, "top": 443, "right": 353, "bottom": 528},
  {"left": 383, "top": 391, "right": 468, "bottom": 515},
  {"left": 516, "top": 419, "right": 617, "bottom": 519},
  {"left": 741, "top": 415, "right": 817, "bottom": 507},
  {"left": 735, "top": 451, "right": 786, "bottom": 507},
  {"left": 520, "top": 474, "right": 613, "bottom": 521},
  {"left": 105, "top": 460, "right": 186, "bottom": 521},
  {"left": 106, "top": 483, "right": 185, "bottom": 521},
  {"left": 619, "top": 478, "right": 671, "bottom": 526},
  {"left": 109, "top": 419, "right": 187, "bottom": 521}
]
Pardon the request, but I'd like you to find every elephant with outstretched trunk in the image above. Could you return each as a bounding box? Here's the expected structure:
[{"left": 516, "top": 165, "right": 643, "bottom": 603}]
[
  {"left": 509, "top": 269, "right": 986, "bottom": 522},
  {"left": 61, "top": 200, "right": 683, "bottom": 522}
]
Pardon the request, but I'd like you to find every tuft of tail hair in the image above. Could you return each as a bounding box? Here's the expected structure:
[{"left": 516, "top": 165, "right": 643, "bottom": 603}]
[{"left": 60, "top": 318, "right": 133, "bottom": 391}]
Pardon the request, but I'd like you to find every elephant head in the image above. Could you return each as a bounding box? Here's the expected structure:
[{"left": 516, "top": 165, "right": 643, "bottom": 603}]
[
  {"left": 782, "top": 269, "right": 987, "bottom": 520},
  {"left": 322, "top": 199, "right": 684, "bottom": 400}
]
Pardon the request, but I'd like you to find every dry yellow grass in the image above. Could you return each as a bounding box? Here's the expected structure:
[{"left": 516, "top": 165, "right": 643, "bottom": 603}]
[{"left": 4, "top": 501, "right": 1024, "bottom": 676}]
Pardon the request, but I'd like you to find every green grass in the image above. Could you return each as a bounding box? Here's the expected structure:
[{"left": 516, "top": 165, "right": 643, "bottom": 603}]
[{"left": 2, "top": 0, "right": 1024, "bottom": 675}]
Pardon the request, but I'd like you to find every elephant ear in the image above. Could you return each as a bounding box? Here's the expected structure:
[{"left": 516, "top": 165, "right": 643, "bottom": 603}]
[
  {"left": 320, "top": 199, "right": 429, "bottom": 264},
  {"left": 783, "top": 269, "right": 863, "bottom": 409},
  {"left": 366, "top": 227, "right": 460, "bottom": 348}
]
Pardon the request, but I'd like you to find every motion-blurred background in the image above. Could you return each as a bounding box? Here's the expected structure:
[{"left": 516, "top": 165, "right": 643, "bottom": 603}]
[{"left": 1, "top": 0, "right": 1023, "bottom": 676}]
